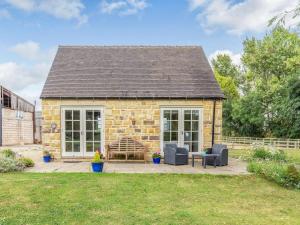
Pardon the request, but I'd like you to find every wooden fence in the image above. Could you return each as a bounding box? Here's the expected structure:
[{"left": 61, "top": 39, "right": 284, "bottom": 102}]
[{"left": 222, "top": 136, "right": 300, "bottom": 150}]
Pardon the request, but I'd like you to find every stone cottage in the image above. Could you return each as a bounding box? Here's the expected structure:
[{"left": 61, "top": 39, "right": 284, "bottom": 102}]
[{"left": 41, "top": 46, "right": 224, "bottom": 160}]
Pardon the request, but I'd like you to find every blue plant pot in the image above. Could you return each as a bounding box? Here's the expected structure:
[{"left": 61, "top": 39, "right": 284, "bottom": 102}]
[
  {"left": 92, "top": 162, "right": 104, "bottom": 172},
  {"left": 153, "top": 158, "right": 161, "bottom": 164},
  {"left": 43, "top": 155, "right": 51, "bottom": 163}
]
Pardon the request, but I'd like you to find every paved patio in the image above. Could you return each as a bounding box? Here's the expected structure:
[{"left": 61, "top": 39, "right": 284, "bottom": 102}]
[{"left": 1, "top": 145, "right": 249, "bottom": 175}]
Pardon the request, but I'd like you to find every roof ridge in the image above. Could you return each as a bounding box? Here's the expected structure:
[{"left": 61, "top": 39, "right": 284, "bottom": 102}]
[{"left": 58, "top": 45, "right": 202, "bottom": 49}]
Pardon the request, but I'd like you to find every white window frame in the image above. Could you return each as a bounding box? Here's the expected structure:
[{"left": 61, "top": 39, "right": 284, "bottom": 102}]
[
  {"left": 160, "top": 107, "right": 203, "bottom": 154},
  {"left": 61, "top": 106, "right": 105, "bottom": 158}
]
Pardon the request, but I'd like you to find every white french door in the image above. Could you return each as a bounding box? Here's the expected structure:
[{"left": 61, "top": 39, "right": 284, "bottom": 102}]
[
  {"left": 160, "top": 108, "right": 203, "bottom": 153},
  {"left": 61, "top": 106, "right": 104, "bottom": 157}
]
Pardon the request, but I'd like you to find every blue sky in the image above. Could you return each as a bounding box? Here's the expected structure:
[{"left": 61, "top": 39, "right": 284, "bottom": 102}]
[{"left": 0, "top": 0, "right": 298, "bottom": 108}]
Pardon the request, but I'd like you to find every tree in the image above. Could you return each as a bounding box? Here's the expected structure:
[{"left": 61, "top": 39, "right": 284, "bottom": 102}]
[
  {"left": 269, "top": 3, "right": 300, "bottom": 29},
  {"left": 239, "top": 27, "right": 300, "bottom": 137},
  {"left": 214, "top": 27, "right": 300, "bottom": 138},
  {"left": 269, "top": 74, "right": 300, "bottom": 138},
  {"left": 212, "top": 56, "right": 241, "bottom": 136},
  {"left": 242, "top": 27, "right": 299, "bottom": 81},
  {"left": 212, "top": 54, "right": 240, "bottom": 81}
]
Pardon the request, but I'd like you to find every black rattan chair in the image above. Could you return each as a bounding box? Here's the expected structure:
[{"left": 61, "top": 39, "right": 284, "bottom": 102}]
[
  {"left": 205, "top": 144, "right": 228, "bottom": 166},
  {"left": 163, "top": 144, "right": 189, "bottom": 165}
]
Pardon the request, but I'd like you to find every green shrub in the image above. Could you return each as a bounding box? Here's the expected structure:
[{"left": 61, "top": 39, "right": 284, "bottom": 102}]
[
  {"left": 251, "top": 148, "right": 287, "bottom": 162},
  {"left": 284, "top": 165, "right": 300, "bottom": 189},
  {"left": 252, "top": 148, "right": 272, "bottom": 160},
  {"left": 272, "top": 150, "right": 287, "bottom": 162},
  {"left": 19, "top": 158, "right": 35, "bottom": 167},
  {"left": 247, "top": 161, "right": 300, "bottom": 189},
  {"left": 1, "top": 149, "right": 16, "bottom": 159},
  {"left": 0, "top": 157, "right": 25, "bottom": 173}
]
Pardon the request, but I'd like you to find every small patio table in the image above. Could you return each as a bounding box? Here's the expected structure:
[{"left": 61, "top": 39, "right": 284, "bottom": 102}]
[{"left": 191, "top": 152, "right": 218, "bottom": 168}]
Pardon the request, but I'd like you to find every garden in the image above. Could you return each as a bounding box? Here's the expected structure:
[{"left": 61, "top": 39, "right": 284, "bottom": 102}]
[
  {"left": 229, "top": 148, "right": 300, "bottom": 189},
  {"left": 0, "top": 173, "right": 300, "bottom": 225}
]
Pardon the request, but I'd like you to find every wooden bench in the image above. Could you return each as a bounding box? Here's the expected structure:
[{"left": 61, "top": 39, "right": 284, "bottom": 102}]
[{"left": 107, "top": 137, "right": 147, "bottom": 162}]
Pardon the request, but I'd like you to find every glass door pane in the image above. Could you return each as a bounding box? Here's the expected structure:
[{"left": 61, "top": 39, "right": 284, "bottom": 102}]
[
  {"left": 85, "top": 109, "right": 102, "bottom": 155},
  {"left": 183, "top": 109, "right": 199, "bottom": 152},
  {"left": 64, "top": 109, "right": 82, "bottom": 155},
  {"left": 163, "top": 109, "right": 179, "bottom": 147}
]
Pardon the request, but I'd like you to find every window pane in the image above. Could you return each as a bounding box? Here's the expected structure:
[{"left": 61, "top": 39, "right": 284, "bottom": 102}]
[
  {"left": 86, "top": 111, "right": 93, "bottom": 120},
  {"left": 94, "top": 132, "right": 101, "bottom": 141},
  {"left": 184, "top": 132, "right": 191, "bottom": 141},
  {"left": 192, "top": 121, "right": 198, "bottom": 131},
  {"left": 86, "top": 121, "right": 93, "bottom": 130},
  {"left": 86, "top": 132, "right": 93, "bottom": 141},
  {"left": 86, "top": 142, "right": 93, "bottom": 152},
  {"left": 192, "top": 142, "right": 198, "bottom": 152},
  {"left": 73, "top": 132, "right": 80, "bottom": 141},
  {"left": 163, "top": 110, "right": 171, "bottom": 120},
  {"left": 171, "top": 132, "right": 178, "bottom": 141},
  {"left": 66, "top": 142, "right": 72, "bottom": 152},
  {"left": 65, "top": 110, "right": 72, "bottom": 120},
  {"left": 163, "top": 120, "right": 170, "bottom": 131},
  {"left": 94, "top": 121, "right": 101, "bottom": 131},
  {"left": 171, "top": 110, "right": 178, "bottom": 120},
  {"left": 94, "top": 142, "right": 101, "bottom": 152},
  {"left": 171, "top": 121, "right": 178, "bottom": 131},
  {"left": 184, "top": 110, "right": 191, "bottom": 120},
  {"left": 192, "top": 110, "right": 199, "bottom": 120},
  {"left": 66, "top": 121, "right": 72, "bottom": 131},
  {"left": 164, "top": 132, "right": 170, "bottom": 141},
  {"left": 184, "top": 121, "right": 191, "bottom": 131},
  {"left": 73, "top": 110, "right": 80, "bottom": 120},
  {"left": 94, "top": 111, "right": 101, "bottom": 120},
  {"left": 73, "top": 121, "right": 80, "bottom": 131},
  {"left": 184, "top": 142, "right": 191, "bottom": 152},
  {"left": 65, "top": 132, "right": 72, "bottom": 141},
  {"left": 73, "top": 142, "right": 80, "bottom": 152},
  {"left": 192, "top": 132, "right": 199, "bottom": 142}
]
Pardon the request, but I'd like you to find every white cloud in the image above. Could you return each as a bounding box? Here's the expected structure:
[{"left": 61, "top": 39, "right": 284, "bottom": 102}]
[
  {"left": 10, "top": 41, "right": 56, "bottom": 61},
  {"left": 0, "top": 62, "right": 49, "bottom": 91},
  {"left": 100, "top": 0, "right": 148, "bottom": 16},
  {"left": 189, "top": 0, "right": 300, "bottom": 34},
  {"left": 11, "top": 41, "right": 40, "bottom": 61},
  {"left": 0, "top": 41, "right": 56, "bottom": 109},
  {"left": 5, "top": 0, "right": 35, "bottom": 11},
  {"left": 187, "top": 0, "right": 206, "bottom": 11},
  {"left": 209, "top": 49, "right": 242, "bottom": 66},
  {"left": 5, "top": 0, "right": 87, "bottom": 25}
]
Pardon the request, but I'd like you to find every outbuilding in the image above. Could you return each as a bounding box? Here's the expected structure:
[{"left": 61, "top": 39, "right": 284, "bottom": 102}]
[{"left": 41, "top": 46, "right": 224, "bottom": 160}]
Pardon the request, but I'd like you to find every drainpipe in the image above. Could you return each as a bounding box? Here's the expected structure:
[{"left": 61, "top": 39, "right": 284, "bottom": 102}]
[
  {"left": 0, "top": 86, "right": 2, "bottom": 146},
  {"left": 32, "top": 101, "right": 36, "bottom": 144},
  {"left": 211, "top": 100, "right": 216, "bottom": 147},
  {"left": 0, "top": 102, "right": 2, "bottom": 147}
]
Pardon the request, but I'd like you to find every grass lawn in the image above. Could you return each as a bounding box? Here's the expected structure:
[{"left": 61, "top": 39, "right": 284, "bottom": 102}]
[
  {"left": 0, "top": 173, "right": 300, "bottom": 225},
  {"left": 229, "top": 149, "right": 300, "bottom": 164}
]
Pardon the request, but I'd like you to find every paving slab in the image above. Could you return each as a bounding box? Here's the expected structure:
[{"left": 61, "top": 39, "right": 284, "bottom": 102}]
[{"left": 1, "top": 145, "right": 249, "bottom": 175}]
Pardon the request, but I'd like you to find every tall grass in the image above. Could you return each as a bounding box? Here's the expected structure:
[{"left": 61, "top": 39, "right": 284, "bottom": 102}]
[{"left": 247, "top": 148, "right": 300, "bottom": 189}]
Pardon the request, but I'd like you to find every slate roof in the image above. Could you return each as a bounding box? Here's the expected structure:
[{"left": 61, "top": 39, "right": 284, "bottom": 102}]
[{"left": 40, "top": 46, "right": 224, "bottom": 99}]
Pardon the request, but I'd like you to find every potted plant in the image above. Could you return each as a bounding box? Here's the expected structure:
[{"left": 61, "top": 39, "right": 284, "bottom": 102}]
[
  {"left": 152, "top": 152, "right": 161, "bottom": 164},
  {"left": 91, "top": 150, "right": 104, "bottom": 172},
  {"left": 43, "top": 150, "right": 51, "bottom": 163}
]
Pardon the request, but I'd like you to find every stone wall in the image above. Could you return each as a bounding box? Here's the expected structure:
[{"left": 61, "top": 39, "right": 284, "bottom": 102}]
[
  {"left": 42, "top": 99, "right": 222, "bottom": 160},
  {"left": 2, "top": 108, "right": 34, "bottom": 145}
]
